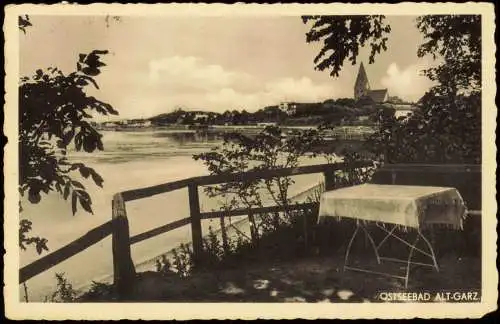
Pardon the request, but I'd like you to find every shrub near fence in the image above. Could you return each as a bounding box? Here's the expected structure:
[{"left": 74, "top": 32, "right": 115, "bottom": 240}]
[
  {"left": 150, "top": 162, "right": 379, "bottom": 279},
  {"left": 19, "top": 161, "right": 373, "bottom": 300}
]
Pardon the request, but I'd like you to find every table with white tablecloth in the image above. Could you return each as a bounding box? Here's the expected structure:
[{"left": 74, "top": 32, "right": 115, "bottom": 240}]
[{"left": 318, "top": 184, "right": 467, "bottom": 287}]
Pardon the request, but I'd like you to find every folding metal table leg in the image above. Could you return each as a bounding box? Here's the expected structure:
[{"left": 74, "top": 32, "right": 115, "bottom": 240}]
[
  {"left": 404, "top": 231, "right": 421, "bottom": 288},
  {"left": 376, "top": 224, "right": 397, "bottom": 250},
  {"left": 343, "top": 224, "right": 360, "bottom": 272},
  {"left": 344, "top": 222, "right": 380, "bottom": 271},
  {"left": 343, "top": 222, "right": 441, "bottom": 288},
  {"left": 418, "top": 229, "right": 440, "bottom": 272},
  {"left": 360, "top": 223, "right": 381, "bottom": 264}
]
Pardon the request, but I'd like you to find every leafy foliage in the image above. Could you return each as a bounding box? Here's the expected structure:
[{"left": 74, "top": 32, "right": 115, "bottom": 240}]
[
  {"left": 155, "top": 255, "right": 175, "bottom": 277},
  {"left": 334, "top": 150, "right": 378, "bottom": 188},
  {"left": 367, "top": 15, "right": 481, "bottom": 164},
  {"left": 302, "top": 15, "right": 391, "bottom": 76},
  {"left": 194, "top": 126, "right": 324, "bottom": 233},
  {"left": 416, "top": 15, "right": 481, "bottom": 92},
  {"left": 192, "top": 126, "right": 327, "bottom": 253},
  {"left": 154, "top": 133, "right": 374, "bottom": 279},
  {"left": 368, "top": 94, "right": 481, "bottom": 163},
  {"left": 19, "top": 50, "right": 118, "bottom": 255},
  {"left": 19, "top": 50, "right": 118, "bottom": 218},
  {"left": 47, "top": 273, "right": 78, "bottom": 302},
  {"left": 18, "top": 16, "right": 120, "bottom": 256},
  {"left": 79, "top": 281, "right": 116, "bottom": 301},
  {"left": 304, "top": 15, "right": 481, "bottom": 164},
  {"left": 167, "top": 243, "right": 195, "bottom": 278},
  {"left": 154, "top": 207, "right": 318, "bottom": 278},
  {"left": 19, "top": 219, "right": 48, "bottom": 254}
]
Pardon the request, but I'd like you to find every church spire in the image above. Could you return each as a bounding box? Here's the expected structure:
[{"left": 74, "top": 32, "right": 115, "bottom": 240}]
[{"left": 354, "top": 62, "right": 370, "bottom": 100}]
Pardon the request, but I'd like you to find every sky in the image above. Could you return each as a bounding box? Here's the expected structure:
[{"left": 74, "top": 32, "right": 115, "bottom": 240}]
[{"left": 19, "top": 15, "right": 436, "bottom": 120}]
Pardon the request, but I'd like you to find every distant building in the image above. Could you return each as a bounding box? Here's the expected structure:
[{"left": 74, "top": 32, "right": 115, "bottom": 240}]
[
  {"left": 279, "top": 102, "right": 297, "bottom": 116},
  {"left": 102, "top": 122, "right": 118, "bottom": 128},
  {"left": 354, "top": 62, "right": 389, "bottom": 103},
  {"left": 387, "top": 95, "right": 406, "bottom": 104},
  {"left": 136, "top": 120, "right": 151, "bottom": 127},
  {"left": 394, "top": 110, "right": 413, "bottom": 119},
  {"left": 382, "top": 102, "right": 418, "bottom": 119},
  {"left": 193, "top": 112, "right": 210, "bottom": 121},
  {"left": 126, "top": 119, "right": 152, "bottom": 128}
]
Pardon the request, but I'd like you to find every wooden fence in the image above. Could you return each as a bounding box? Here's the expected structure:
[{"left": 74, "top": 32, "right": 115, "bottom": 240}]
[{"left": 19, "top": 161, "right": 372, "bottom": 297}]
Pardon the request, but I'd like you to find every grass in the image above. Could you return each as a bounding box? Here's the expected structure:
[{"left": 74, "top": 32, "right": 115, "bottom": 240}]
[
  {"left": 81, "top": 250, "right": 480, "bottom": 303},
  {"left": 77, "top": 219, "right": 481, "bottom": 303}
]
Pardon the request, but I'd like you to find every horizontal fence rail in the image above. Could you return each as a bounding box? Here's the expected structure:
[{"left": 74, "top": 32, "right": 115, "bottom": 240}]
[
  {"left": 129, "top": 217, "right": 191, "bottom": 245},
  {"left": 19, "top": 220, "right": 113, "bottom": 284},
  {"left": 19, "top": 161, "right": 374, "bottom": 297},
  {"left": 121, "top": 161, "right": 372, "bottom": 202},
  {"left": 199, "top": 202, "right": 319, "bottom": 220},
  {"left": 121, "top": 178, "right": 193, "bottom": 202},
  {"left": 193, "top": 162, "right": 358, "bottom": 186}
]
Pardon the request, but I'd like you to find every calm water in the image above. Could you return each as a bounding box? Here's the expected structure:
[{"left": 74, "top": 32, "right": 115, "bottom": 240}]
[{"left": 20, "top": 129, "right": 330, "bottom": 301}]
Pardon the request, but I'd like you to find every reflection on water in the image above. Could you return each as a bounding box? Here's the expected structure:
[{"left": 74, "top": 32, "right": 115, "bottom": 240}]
[
  {"left": 152, "top": 130, "right": 223, "bottom": 143},
  {"left": 68, "top": 130, "right": 225, "bottom": 163},
  {"left": 20, "top": 128, "right": 333, "bottom": 301}
]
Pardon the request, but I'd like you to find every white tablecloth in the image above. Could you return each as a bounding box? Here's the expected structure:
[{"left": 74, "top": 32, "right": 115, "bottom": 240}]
[{"left": 318, "top": 184, "right": 466, "bottom": 229}]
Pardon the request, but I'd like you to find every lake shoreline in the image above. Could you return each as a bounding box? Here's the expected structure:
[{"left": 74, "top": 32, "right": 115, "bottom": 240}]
[{"left": 20, "top": 129, "right": 335, "bottom": 301}]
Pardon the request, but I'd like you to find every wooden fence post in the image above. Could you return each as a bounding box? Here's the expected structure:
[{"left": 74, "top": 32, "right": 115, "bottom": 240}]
[
  {"left": 273, "top": 211, "right": 280, "bottom": 230},
  {"left": 323, "top": 167, "right": 336, "bottom": 191},
  {"left": 111, "top": 193, "right": 136, "bottom": 299},
  {"left": 188, "top": 183, "right": 203, "bottom": 267},
  {"left": 303, "top": 207, "right": 309, "bottom": 250},
  {"left": 219, "top": 214, "right": 230, "bottom": 254},
  {"left": 248, "top": 212, "right": 259, "bottom": 246}
]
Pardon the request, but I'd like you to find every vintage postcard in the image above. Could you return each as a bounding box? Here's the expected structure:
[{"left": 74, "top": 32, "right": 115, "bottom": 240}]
[{"left": 4, "top": 2, "right": 497, "bottom": 320}]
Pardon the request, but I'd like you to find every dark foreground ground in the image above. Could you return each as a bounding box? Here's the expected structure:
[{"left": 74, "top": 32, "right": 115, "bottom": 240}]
[{"left": 91, "top": 250, "right": 480, "bottom": 303}]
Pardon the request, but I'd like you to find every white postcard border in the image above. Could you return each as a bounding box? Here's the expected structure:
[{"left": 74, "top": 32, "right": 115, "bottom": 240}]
[{"left": 4, "top": 2, "right": 497, "bottom": 320}]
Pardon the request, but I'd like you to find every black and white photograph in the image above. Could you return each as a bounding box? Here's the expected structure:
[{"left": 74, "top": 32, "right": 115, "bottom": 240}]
[{"left": 4, "top": 3, "right": 496, "bottom": 320}]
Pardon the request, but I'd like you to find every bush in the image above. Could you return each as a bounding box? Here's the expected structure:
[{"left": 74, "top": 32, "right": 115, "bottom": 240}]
[
  {"left": 46, "top": 273, "right": 78, "bottom": 303},
  {"left": 78, "top": 281, "right": 116, "bottom": 302},
  {"left": 151, "top": 206, "right": 320, "bottom": 279}
]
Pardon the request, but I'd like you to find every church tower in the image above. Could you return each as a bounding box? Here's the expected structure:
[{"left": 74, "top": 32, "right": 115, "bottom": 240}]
[{"left": 354, "top": 62, "right": 370, "bottom": 100}]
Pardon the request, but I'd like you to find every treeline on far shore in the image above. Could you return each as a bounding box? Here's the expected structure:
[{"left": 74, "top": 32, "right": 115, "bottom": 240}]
[{"left": 94, "top": 96, "right": 415, "bottom": 129}]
